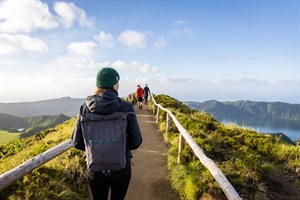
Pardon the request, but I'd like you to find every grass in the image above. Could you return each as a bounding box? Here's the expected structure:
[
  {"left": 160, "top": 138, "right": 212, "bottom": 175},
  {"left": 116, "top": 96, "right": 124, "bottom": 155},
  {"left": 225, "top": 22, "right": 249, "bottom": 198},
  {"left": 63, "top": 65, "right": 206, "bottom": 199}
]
[
  {"left": 0, "top": 117, "right": 90, "bottom": 200},
  {"left": 0, "top": 130, "right": 21, "bottom": 144},
  {"left": 152, "top": 94, "right": 300, "bottom": 200},
  {"left": 1, "top": 95, "right": 299, "bottom": 200}
]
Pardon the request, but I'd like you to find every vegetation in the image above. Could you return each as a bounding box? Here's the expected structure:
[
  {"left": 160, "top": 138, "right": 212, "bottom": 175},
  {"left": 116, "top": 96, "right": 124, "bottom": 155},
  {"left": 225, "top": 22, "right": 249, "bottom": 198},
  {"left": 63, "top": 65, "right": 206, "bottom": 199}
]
[
  {"left": 0, "top": 114, "right": 70, "bottom": 144},
  {"left": 0, "top": 94, "right": 299, "bottom": 200},
  {"left": 152, "top": 94, "right": 300, "bottom": 200},
  {"left": 0, "top": 130, "right": 21, "bottom": 144},
  {"left": 0, "top": 118, "right": 89, "bottom": 200}
]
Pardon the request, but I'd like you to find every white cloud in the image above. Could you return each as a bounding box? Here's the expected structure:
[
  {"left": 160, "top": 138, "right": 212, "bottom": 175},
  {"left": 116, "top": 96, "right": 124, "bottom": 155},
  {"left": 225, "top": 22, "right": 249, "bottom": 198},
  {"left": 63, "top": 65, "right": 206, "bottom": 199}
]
[
  {"left": 112, "top": 60, "right": 157, "bottom": 72},
  {"left": 153, "top": 37, "right": 167, "bottom": 49},
  {"left": 0, "top": 0, "right": 94, "bottom": 33},
  {"left": 67, "top": 41, "right": 97, "bottom": 56},
  {"left": 94, "top": 31, "right": 114, "bottom": 48},
  {"left": 118, "top": 30, "right": 147, "bottom": 49},
  {"left": 53, "top": 2, "right": 94, "bottom": 28},
  {"left": 1, "top": 75, "right": 96, "bottom": 102},
  {"left": 0, "top": 34, "right": 48, "bottom": 54},
  {"left": 172, "top": 20, "right": 187, "bottom": 26},
  {"left": 171, "top": 20, "right": 194, "bottom": 37},
  {"left": 0, "top": 0, "right": 59, "bottom": 33},
  {"left": 56, "top": 56, "right": 107, "bottom": 69}
]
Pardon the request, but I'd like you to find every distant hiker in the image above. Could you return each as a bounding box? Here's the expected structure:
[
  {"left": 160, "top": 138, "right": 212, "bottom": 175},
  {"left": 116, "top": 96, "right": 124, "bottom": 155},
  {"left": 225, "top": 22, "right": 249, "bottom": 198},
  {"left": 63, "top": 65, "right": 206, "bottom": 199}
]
[
  {"left": 136, "top": 85, "right": 144, "bottom": 109},
  {"left": 143, "top": 84, "right": 150, "bottom": 105},
  {"left": 71, "top": 67, "right": 143, "bottom": 200}
]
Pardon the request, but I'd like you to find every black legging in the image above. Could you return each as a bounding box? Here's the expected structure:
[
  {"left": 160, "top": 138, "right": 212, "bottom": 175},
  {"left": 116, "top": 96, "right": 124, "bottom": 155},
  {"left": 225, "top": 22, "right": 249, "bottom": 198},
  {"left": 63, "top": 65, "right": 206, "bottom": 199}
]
[{"left": 87, "top": 162, "right": 131, "bottom": 200}]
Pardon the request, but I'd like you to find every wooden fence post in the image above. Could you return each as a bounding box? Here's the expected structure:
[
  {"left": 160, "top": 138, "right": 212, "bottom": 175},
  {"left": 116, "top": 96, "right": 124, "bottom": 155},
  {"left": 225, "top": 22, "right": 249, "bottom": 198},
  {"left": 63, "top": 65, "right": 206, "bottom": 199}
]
[
  {"left": 177, "top": 133, "right": 185, "bottom": 164},
  {"left": 156, "top": 107, "right": 160, "bottom": 123},
  {"left": 166, "top": 113, "right": 170, "bottom": 134},
  {"left": 152, "top": 104, "right": 156, "bottom": 115}
]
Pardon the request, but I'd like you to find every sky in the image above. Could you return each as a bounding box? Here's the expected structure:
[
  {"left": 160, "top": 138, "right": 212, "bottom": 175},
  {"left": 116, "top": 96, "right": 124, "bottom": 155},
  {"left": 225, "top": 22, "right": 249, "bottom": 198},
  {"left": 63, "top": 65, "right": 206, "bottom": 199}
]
[{"left": 0, "top": 0, "right": 299, "bottom": 104}]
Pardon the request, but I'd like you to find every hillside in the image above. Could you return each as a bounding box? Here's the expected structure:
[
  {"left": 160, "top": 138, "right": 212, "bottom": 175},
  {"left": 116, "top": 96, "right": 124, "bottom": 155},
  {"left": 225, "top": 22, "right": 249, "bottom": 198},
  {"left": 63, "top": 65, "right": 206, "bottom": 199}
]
[
  {"left": 185, "top": 100, "right": 300, "bottom": 121},
  {"left": 0, "top": 95, "right": 299, "bottom": 200},
  {"left": 0, "top": 113, "right": 70, "bottom": 144},
  {"left": 0, "top": 117, "right": 88, "bottom": 200},
  {"left": 0, "top": 113, "right": 29, "bottom": 129},
  {"left": 21, "top": 114, "right": 71, "bottom": 138},
  {"left": 156, "top": 95, "right": 300, "bottom": 199},
  {"left": 0, "top": 97, "right": 84, "bottom": 117}
]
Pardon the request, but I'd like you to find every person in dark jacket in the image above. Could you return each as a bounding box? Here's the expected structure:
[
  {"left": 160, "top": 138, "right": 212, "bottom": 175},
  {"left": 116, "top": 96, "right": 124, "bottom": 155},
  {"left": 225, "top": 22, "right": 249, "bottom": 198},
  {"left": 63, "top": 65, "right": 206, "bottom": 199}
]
[
  {"left": 71, "top": 67, "right": 143, "bottom": 200},
  {"left": 143, "top": 84, "right": 150, "bottom": 105}
]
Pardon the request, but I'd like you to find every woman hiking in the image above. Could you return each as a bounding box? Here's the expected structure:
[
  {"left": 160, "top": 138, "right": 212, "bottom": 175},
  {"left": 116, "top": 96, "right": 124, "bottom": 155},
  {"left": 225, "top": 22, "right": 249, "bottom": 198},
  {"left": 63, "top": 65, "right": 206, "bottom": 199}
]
[{"left": 71, "top": 67, "right": 143, "bottom": 200}]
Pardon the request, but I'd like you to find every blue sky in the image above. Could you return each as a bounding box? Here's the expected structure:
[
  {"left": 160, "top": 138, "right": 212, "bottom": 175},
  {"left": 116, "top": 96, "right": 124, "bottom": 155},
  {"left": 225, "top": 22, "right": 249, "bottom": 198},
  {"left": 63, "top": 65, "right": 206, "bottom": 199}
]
[{"left": 1, "top": 0, "right": 299, "bottom": 103}]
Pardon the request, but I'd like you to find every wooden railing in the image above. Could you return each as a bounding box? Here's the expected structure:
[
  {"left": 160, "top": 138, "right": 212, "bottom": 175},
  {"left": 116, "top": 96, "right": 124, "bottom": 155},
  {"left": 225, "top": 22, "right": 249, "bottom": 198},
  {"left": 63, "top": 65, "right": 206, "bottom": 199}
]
[
  {"left": 150, "top": 94, "right": 242, "bottom": 200},
  {"left": 0, "top": 140, "right": 73, "bottom": 190}
]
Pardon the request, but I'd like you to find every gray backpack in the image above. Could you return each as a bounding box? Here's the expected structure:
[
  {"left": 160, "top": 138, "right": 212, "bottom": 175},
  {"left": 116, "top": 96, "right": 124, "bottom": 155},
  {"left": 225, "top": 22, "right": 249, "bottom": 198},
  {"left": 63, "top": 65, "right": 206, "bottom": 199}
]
[{"left": 80, "top": 112, "right": 128, "bottom": 172}]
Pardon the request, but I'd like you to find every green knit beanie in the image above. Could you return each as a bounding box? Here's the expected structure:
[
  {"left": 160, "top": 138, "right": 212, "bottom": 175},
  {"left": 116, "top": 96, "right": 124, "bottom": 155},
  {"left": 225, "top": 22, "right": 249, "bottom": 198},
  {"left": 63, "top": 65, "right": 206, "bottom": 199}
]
[{"left": 96, "top": 67, "right": 120, "bottom": 88}]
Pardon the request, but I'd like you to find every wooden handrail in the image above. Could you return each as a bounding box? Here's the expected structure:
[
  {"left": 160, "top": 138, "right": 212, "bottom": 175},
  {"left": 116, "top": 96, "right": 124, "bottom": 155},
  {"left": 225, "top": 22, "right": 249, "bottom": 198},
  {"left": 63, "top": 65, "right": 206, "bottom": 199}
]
[
  {"left": 0, "top": 140, "right": 73, "bottom": 190},
  {"left": 150, "top": 93, "right": 242, "bottom": 200}
]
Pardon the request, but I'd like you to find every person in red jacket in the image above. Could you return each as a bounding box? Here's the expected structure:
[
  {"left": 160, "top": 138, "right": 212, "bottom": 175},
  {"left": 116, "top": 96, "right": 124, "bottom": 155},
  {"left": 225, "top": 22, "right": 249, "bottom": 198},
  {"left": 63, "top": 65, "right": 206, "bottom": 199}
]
[{"left": 136, "top": 85, "right": 144, "bottom": 109}]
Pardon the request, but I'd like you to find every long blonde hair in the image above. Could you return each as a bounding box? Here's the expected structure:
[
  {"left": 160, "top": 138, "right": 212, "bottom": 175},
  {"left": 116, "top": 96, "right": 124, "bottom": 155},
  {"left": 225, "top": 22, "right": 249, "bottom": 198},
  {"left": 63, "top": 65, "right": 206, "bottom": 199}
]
[{"left": 93, "top": 88, "right": 106, "bottom": 96}]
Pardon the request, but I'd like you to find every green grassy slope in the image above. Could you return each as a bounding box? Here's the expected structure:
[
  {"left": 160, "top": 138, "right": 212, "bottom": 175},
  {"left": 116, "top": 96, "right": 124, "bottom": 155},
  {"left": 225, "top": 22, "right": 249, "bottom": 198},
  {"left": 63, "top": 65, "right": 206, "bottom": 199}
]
[
  {"left": 0, "top": 117, "right": 88, "bottom": 200},
  {"left": 0, "top": 130, "right": 21, "bottom": 144},
  {"left": 153, "top": 94, "right": 300, "bottom": 200},
  {"left": 20, "top": 114, "right": 71, "bottom": 138},
  {"left": 0, "top": 114, "right": 70, "bottom": 144}
]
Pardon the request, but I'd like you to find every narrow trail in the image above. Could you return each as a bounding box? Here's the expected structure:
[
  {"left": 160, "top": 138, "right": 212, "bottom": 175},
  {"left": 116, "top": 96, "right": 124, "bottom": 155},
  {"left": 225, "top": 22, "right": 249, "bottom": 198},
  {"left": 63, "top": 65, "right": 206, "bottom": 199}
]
[{"left": 125, "top": 105, "right": 179, "bottom": 200}]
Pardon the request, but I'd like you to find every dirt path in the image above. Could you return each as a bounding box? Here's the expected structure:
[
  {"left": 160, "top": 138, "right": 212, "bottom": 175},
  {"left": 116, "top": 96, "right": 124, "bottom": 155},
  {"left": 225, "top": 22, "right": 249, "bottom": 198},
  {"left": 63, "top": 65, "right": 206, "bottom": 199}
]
[
  {"left": 125, "top": 105, "right": 179, "bottom": 200},
  {"left": 266, "top": 169, "right": 300, "bottom": 200}
]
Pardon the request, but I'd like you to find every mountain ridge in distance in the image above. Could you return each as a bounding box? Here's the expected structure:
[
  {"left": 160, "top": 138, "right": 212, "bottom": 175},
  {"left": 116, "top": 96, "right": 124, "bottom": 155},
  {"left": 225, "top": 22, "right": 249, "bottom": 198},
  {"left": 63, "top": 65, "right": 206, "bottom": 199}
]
[
  {"left": 0, "top": 113, "right": 70, "bottom": 143},
  {"left": 184, "top": 100, "right": 300, "bottom": 121},
  {"left": 184, "top": 100, "right": 300, "bottom": 144},
  {"left": 0, "top": 97, "right": 85, "bottom": 117}
]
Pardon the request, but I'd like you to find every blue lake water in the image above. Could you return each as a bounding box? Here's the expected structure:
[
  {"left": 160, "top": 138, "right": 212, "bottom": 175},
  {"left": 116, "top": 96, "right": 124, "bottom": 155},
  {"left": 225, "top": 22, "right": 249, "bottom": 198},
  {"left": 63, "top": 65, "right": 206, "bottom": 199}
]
[{"left": 220, "top": 117, "right": 300, "bottom": 142}]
